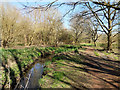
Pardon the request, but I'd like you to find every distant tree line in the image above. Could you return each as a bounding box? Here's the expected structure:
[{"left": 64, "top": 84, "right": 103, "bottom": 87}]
[
  {"left": 22, "top": 0, "right": 119, "bottom": 52},
  {"left": 0, "top": 2, "right": 119, "bottom": 52}
]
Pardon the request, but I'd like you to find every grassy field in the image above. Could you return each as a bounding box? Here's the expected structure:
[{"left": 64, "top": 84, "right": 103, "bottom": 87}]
[{"left": 0, "top": 43, "right": 119, "bottom": 89}]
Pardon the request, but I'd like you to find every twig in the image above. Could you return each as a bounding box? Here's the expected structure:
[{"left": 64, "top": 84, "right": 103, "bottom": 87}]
[
  {"left": 14, "top": 77, "right": 22, "bottom": 90},
  {"left": 24, "top": 71, "right": 32, "bottom": 90}
]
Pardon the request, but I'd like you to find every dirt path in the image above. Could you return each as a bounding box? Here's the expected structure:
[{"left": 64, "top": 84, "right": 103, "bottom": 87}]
[{"left": 79, "top": 47, "right": 120, "bottom": 89}]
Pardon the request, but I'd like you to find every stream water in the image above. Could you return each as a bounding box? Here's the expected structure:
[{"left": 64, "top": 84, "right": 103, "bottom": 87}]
[
  {"left": 16, "top": 54, "right": 54, "bottom": 89},
  {"left": 18, "top": 62, "right": 44, "bottom": 89}
]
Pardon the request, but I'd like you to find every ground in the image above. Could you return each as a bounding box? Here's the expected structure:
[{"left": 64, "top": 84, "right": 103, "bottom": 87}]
[{"left": 39, "top": 46, "right": 120, "bottom": 89}]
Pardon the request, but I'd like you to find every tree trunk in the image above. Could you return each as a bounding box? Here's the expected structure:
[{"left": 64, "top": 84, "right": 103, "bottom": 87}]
[
  {"left": 1, "top": 40, "right": 7, "bottom": 48},
  {"left": 107, "top": 7, "right": 112, "bottom": 52},
  {"left": 75, "top": 37, "right": 78, "bottom": 44},
  {"left": 24, "top": 35, "right": 28, "bottom": 46},
  {"left": 94, "top": 41, "right": 96, "bottom": 47},
  {"left": 88, "top": 40, "right": 91, "bottom": 43},
  {"left": 107, "top": 30, "right": 112, "bottom": 51}
]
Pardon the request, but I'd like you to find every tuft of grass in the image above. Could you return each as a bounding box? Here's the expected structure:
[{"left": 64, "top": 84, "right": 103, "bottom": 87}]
[
  {"left": 45, "top": 61, "right": 52, "bottom": 66},
  {"left": 81, "top": 48, "right": 87, "bottom": 51},
  {"left": 103, "top": 51, "right": 112, "bottom": 56},
  {"left": 80, "top": 43, "right": 94, "bottom": 47},
  {"left": 55, "top": 60, "right": 64, "bottom": 63},
  {"left": 38, "top": 78, "right": 45, "bottom": 85},
  {"left": 114, "top": 56, "right": 119, "bottom": 60},
  {"left": 94, "top": 51, "right": 99, "bottom": 56},
  {"left": 53, "top": 71, "right": 65, "bottom": 80},
  {"left": 74, "top": 48, "right": 79, "bottom": 53},
  {"left": 44, "top": 67, "right": 53, "bottom": 72}
]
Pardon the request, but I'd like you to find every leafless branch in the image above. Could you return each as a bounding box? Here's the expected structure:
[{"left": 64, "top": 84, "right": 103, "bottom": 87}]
[
  {"left": 92, "top": 1, "right": 120, "bottom": 10},
  {"left": 112, "top": 32, "right": 119, "bottom": 37},
  {"left": 85, "top": 2, "right": 108, "bottom": 34}
]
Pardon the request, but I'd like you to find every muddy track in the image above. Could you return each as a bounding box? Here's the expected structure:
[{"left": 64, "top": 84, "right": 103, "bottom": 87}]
[{"left": 79, "top": 49, "right": 120, "bottom": 89}]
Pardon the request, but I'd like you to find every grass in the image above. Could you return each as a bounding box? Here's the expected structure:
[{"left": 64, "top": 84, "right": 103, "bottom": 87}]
[
  {"left": 1, "top": 45, "right": 82, "bottom": 88},
  {"left": 38, "top": 46, "right": 120, "bottom": 88},
  {"left": 1, "top": 43, "right": 119, "bottom": 88},
  {"left": 3, "top": 43, "right": 118, "bottom": 88},
  {"left": 53, "top": 71, "right": 65, "bottom": 80},
  {"left": 44, "top": 67, "right": 53, "bottom": 72},
  {"left": 80, "top": 43, "right": 94, "bottom": 47},
  {"left": 38, "top": 78, "right": 45, "bottom": 85},
  {"left": 45, "top": 61, "right": 52, "bottom": 66},
  {"left": 1, "top": 46, "right": 78, "bottom": 68},
  {"left": 38, "top": 52, "right": 91, "bottom": 88},
  {"left": 94, "top": 51, "right": 100, "bottom": 56},
  {"left": 114, "top": 56, "right": 119, "bottom": 60}
]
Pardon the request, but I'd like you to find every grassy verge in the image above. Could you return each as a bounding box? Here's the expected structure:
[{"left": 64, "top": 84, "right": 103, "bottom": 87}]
[{"left": 0, "top": 45, "right": 81, "bottom": 89}]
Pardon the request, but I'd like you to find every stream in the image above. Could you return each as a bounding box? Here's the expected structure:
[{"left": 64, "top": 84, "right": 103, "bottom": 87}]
[
  {"left": 15, "top": 54, "right": 54, "bottom": 89},
  {"left": 18, "top": 62, "right": 44, "bottom": 89}
]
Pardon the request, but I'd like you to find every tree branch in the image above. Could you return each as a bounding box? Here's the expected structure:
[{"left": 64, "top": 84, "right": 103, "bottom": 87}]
[
  {"left": 92, "top": 1, "right": 120, "bottom": 10},
  {"left": 85, "top": 2, "right": 108, "bottom": 34}
]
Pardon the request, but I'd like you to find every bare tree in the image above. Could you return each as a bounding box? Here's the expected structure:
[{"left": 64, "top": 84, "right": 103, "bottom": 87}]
[
  {"left": 0, "top": 4, "right": 20, "bottom": 48},
  {"left": 21, "top": 0, "right": 119, "bottom": 51},
  {"left": 84, "top": 1, "right": 119, "bottom": 51},
  {"left": 70, "top": 15, "right": 85, "bottom": 44},
  {"left": 92, "top": 1, "right": 120, "bottom": 10},
  {"left": 28, "top": 8, "right": 63, "bottom": 46},
  {"left": 88, "top": 21, "right": 102, "bottom": 47},
  {"left": 70, "top": 14, "right": 94, "bottom": 44}
]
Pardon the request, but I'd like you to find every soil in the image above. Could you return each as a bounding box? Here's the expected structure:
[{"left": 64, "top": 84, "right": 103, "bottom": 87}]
[{"left": 79, "top": 46, "right": 120, "bottom": 89}]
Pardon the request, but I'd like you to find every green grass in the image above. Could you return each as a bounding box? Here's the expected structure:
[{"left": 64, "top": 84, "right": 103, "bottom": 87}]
[
  {"left": 45, "top": 61, "right": 52, "bottom": 66},
  {"left": 1, "top": 46, "right": 77, "bottom": 69},
  {"left": 1, "top": 45, "right": 80, "bottom": 88},
  {"left": 53, "top": 71, "right": 65, "bottom": 80},
  {"left": 94, "top": 51, "right": 99, "bottom": 56},
  {"left": 80, "top": 43, "right": 94, "bottom": 47},
  {"left": 44, "top": 67, "right": 53, "bottom": 72},
  {"left": 114, "top": 56, "right": 119, "bottom": 60},
  {"left": 38, "top": 78, "right": 45, "bottom": 85},
  {"left": 38, "top": 52, "right": 90, "bottom": 88}
]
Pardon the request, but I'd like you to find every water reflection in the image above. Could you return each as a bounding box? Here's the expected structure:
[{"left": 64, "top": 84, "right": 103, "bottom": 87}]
[{"left": 19, "top": 63, "right": 44, "bottom": 88}]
